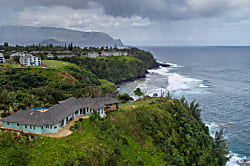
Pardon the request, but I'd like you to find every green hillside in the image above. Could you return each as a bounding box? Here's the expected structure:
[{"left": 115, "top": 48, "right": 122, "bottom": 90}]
[
  {"left": 66, "top": 49, "right": 158, "bottom": 84},
  {"left": 0, "top": 60, "right": 117, "bottom": 111},
  {"left": 0, "top": 97, "right": 228, "bottom": 165}
]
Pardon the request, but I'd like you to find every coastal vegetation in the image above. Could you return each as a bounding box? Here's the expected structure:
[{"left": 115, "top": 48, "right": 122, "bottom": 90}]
[
  {"left": 64, "top": 48, "right": 158, "bottom": 84},
  {"left": 0, "top": 97, "right": 228, "bottom": 165},
  {"left": 0, "top": 45, "right": 229, "bottom": 165},
  {"left": 0, "top": 60, "right": 117, "bottom": 116},
  {"left": 0, "top": 46, "right": 158, "bottom": 115}
]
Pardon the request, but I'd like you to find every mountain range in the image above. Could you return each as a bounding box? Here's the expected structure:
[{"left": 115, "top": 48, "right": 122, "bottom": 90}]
[{"left": 0, "top": 26, "right": 124, "bottom": 47}]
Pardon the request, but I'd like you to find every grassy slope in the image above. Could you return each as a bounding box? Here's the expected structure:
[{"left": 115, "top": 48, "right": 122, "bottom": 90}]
[
  {"left": 0, "top": 98, "right": 227, "bottom": 166},
  {"left": 0, "top": 60, "right": 117, "bottom": 105}
]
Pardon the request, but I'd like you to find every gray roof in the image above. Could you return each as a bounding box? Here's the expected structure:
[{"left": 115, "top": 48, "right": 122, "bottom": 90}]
[
  {"left": 0, "top": 110, "right": 47, "bottom": 126},
  {"left": 1, "top": 97, "right": 119, "bottom": 126}
]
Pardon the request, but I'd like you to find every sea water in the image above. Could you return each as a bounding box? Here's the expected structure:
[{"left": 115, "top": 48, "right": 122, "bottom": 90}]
[{"left": 118, "top": 46, "right": 250, "bottom": 165}]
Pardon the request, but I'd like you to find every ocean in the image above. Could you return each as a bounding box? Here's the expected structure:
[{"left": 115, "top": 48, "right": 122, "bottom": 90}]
[{"left": 118, "top": 46, "right": 250, "bottom": 166}]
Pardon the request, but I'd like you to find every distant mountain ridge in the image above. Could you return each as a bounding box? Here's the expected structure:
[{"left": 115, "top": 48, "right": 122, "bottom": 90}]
[{"left": 0, "top": 26, "right": 124, "bottom": 47}]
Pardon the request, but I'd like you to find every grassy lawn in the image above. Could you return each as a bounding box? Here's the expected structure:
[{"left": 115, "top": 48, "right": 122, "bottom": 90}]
[
  {"left": 0, "top": 63, "right": 22, "bottom": 68},
  {"left": 95, "top": 55, "right": 142, "bottom": 63},
  {"left": 119, "top": 98, "right": 159, "bottom": 111},
  {"left": 34, "top": 60, "right": 80, "bottom": 70}
]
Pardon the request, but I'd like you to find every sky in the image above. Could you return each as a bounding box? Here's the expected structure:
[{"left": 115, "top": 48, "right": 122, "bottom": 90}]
[{"left": 0, "top": 0, "right": 250, "bottom": 46}]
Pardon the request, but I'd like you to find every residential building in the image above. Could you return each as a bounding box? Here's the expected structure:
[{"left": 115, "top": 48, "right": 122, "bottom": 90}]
[
  {"left": 101, "top": 51, "right": 128, "bottom": 57},
  {"left": 87, "top": 51, "right": 99, "bottom": 58},
  {"left": 20, "top": 54, "right": 41, "bottom": 66},
  {"left": 0, "top": 97, "right": 119, "bottom": 134},
  {"left": 47, "top": 53, "right": 54, "bottom": 58},
  {"left": 101, "top": 51, "right": 113, "bottom": 57},
  {"left": 57, "top": 54, "right": 76, "bottom": 58},
  {"left": 10, "top": 52, "right": 26, "bottom": 60},
  {"left": 0, "top": 53, "right": 6, "bottom": 64}
]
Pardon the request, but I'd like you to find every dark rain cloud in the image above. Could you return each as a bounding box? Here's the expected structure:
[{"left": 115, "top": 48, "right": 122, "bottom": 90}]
[{"left": 0, "top": 0, "right": 237, "bottom": 21}]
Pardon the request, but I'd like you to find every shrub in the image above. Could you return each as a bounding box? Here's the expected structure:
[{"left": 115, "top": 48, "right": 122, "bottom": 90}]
[
  {"left": 118, "top": 93, "right": 133, "bottom": 103},
  {"left": 70, "top": 126, "right": 75, "bottom": 131}
]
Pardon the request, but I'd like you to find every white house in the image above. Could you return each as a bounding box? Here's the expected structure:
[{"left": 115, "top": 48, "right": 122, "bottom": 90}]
[
  {"left": 0, "top": 53, "right": 6, "bottom": 64},
  {"left": 101, "top": 51, "right": 113, "bottom": 57},
  {"left": 87, "top": 51, "right": 99, "bottom": 58},
  {"left": 57, "top": 54, "right": 76, "bottom": 59},
  {"left": 101, "top": 51, "right": 128, "bottom": 57},
  {"left": 20, "top": 54, "right": 41, "bottom": 67},
  {"left": 120, "top": 51, "right": 128, "bottom": 56},
  {"left": 10, "top": 52, "right": 26, "bottom": 60},
  {"left": 47, "top": 53, "right": 54, "bottom": 58}
]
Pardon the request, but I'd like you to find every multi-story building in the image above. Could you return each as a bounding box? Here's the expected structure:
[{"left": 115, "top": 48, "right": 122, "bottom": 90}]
[
  {"left": 10, "top": 52, "right": 26, "bottom": 60},
  {"left": 101, "top": 51, "right": 128, "bottom": 57},
  {"left": 20, "top": 54, "right": 41, "bottom": 66},
  {"left": 87, "top": 51, "right": 99, "bottom": 58},
  {"left": 0, "top": 53, "right": 6, "bottom": 64}
]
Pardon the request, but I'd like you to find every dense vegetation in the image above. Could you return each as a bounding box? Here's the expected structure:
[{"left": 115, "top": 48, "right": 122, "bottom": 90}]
[
  {"left": 64, "top": 48, "right": 158, "bottom": 84},
  {"left": 0, "top": 45, "right": 158, "bottom": 116},
  {"left": 0, "top": 45, "right": 229, "bottom": 165},
  {"left": 0, "top": 97, "right": 228, "bottom": 165},
  {"left": 0, "top": 61, "right": 117, "bottom": 115}
]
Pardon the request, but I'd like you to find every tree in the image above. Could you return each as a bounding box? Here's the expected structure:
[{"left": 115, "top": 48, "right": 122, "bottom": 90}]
[
  {"left": 153, "top": 93, "right": 158, "bottom": 97},
  {"left": 4, "top": 42, "right": 8, "bottom": 47},
  {"left": 118, "top": 93, "right": 133, "bottom": 103},
  {"left": 190, "top": 100, "right": 201, "bottom": 120},
  {"left": 214, "top": 129, "right": 229, "bottom": 165},
  {"left": 134, "top": 88, "right": 144, "bottom": 98},
  {"left": 13, "top": 56, "right": 20, "bottom": 63}
]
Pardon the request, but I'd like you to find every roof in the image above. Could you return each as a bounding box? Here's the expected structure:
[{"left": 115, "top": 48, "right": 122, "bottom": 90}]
[
  {"left": 0, "top": 110, "right": 47, "bottom": 126},
  {"left": 1, "top": 97, "right": 119, "bottom": 126},
  {"left": 57, "top": 54, "right": 76, "bottom": 58}
]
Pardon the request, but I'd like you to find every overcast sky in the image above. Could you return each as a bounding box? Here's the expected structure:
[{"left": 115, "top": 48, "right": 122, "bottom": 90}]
[{"left": 0, "top": 0, "right": 250, "bottom": 46}]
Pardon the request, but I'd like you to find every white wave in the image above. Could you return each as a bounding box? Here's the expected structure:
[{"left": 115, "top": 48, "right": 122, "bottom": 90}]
[
  {"left": 157, "top": 60, "right": 183, "bottom": 68},
  {"left": 167, "top": 62, "right": 183, "bottom": 68},
  {"left": 199, "top": 83, "right": 208, "bottom": 88},
  {"left": 167, "top": 72, "right": 201, "bottom": 92},
  {"left": 136, "top": 82, "right": 167, "bottom": 97},
  {"left": 147, "top": 66, "right": 204, "bottom": 96},
  {"left": 206, "top": 122, "right": 220, "bottom": 138},
  {"left": 226, "top": 151, "right": 250, "bottom": 166},
  {"left": 148, "top": 66, "right": 169, "bottom": 76},
  {"left": 206, "top": 123, "right": 247, "bottom": 166}
]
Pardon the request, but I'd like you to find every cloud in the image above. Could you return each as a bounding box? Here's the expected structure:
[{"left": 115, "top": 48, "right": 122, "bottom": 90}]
[
  {"left": 0, "top": 0, "right": 250, "bottom": 45},
  {"left": 1, "top": 0, "right": 250, "bottom": 21},
  {"left": 11, "top": 6, "right": 151, "bottom": 32}
]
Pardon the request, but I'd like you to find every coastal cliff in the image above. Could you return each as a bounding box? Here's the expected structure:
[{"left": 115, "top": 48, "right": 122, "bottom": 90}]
[{"left": 66, "top": 48, "right": 165, "bottom": 84}]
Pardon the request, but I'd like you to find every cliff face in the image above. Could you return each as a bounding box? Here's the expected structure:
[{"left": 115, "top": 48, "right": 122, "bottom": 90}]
[{"left": 0, "top": 26, "right": 124, "bottom": 47}]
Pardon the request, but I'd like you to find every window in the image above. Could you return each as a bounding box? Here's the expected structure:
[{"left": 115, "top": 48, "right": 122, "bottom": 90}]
[
  {"left": 25, "top": 125, "right": 27, "bottom": 128},
  {"left": 17, "top": 124, "right": 19, "bottom": 126},
  {"left": 30, "top": 125, "right": 32, "bottom": 129},
  {"left": 50, "top": 125, "right": 52, "bottom": 129},
  {"left": 54, "top": 125, "right": 57, "bottom": 129},
  {"left": 33, "top": 126, "right": 35, "bottom": 129},
  {"left": 7, "top": 122, "right": 9, "bottom": 125},
  {"left": 41, "top": 126, "right": 43, "bottom": 129}
]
